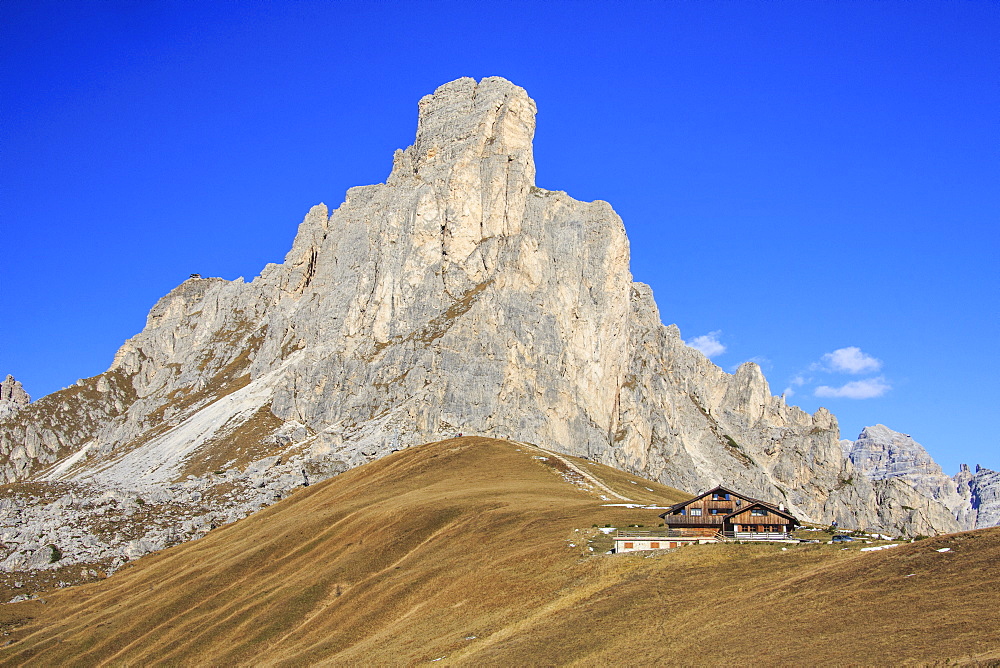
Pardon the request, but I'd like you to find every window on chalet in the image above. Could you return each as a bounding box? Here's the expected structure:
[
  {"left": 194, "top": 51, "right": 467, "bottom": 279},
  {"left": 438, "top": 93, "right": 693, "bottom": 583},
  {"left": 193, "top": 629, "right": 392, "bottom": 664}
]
[
  {"left": 673, "top": 509, "right": 685, "bottom": 515},
  {"left": 624, "top": 542, "right": 633, "bottom": 549},
  {"left": 710, "top": 508, "right": 726, "bottom": 515},
  {"left": 751, "top": 508, "right": 767, "bottom": 516},
  {"left": 711, "top": 492, "right": 730, "bottom": 500},
  {"left": 689, "top": 508, "right": 702, "bottom": 516}
]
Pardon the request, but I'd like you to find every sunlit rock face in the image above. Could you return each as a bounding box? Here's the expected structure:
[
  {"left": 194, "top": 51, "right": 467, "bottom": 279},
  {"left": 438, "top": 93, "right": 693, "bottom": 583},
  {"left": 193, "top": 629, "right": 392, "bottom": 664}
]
[
  {"left": 0, "top": 375, "right": 30, "bottom": 421},
  {"left": 845, "top": 425, "right": 1000, "bottom": 530},
  {"left": 0, "top": 77, "right": 970, "bottom": 557},
  {"left": 847, "top": 425, "right": 967, "bottom": 516}
]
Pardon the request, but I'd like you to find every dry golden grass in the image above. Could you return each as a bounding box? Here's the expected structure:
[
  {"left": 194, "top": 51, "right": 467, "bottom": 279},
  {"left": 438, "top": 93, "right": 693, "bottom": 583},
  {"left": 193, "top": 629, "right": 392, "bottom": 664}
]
[{"left": 0, "top": 437, "right": 997, "bottom": 666}]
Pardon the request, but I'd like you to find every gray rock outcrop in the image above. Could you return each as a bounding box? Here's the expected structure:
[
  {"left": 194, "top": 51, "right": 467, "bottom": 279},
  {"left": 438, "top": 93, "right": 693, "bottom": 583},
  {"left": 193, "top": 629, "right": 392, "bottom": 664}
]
[
  {"left": 0, "top": 375, "right": 30, "bottom": 421},
  {"left": 846, "top": 425, "right": 967, "bottom": 519},
  {"left": 846, "top": 425, "right": 999, "bottom": 530},
  {"left": 0, "top": 78, "right": 977, "bottom": 573},
  {"left": 955, "top": 463, "right": 1000, "bottom": 529}
]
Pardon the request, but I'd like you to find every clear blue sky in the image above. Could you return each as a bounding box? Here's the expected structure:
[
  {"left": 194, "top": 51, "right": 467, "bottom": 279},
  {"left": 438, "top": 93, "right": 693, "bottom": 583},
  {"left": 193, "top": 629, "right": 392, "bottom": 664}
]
[{"left": 2, "top": 1, "right": 997, "bottom": 473}]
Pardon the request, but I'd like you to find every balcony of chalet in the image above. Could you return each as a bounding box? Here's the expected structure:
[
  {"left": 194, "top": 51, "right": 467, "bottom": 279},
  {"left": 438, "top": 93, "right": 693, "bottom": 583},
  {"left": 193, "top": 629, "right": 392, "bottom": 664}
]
[
  {"left": 662, "top": 515, "right": 725, "bottom": 526},
  {"left": 724, "top": 531, "right": 795, "bottom": 542}
]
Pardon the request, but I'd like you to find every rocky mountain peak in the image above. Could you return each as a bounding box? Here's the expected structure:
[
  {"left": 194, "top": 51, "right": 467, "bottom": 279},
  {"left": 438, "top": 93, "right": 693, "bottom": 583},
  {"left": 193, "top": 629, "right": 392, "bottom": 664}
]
[
  {"left": 849, "top": 424, "right": 943, "bottom": 479},
  {"left": 721, "top": 362, "right": 771, "bottom": 424},
  {"left": 845, "top": 424, "right": 1000, "bottom": 530},
  {"left": 399, "top": 76, "right": 537, "bottom": 184},
  {"left": 0, "top": 77, "right": 983, "bottom": 577}
]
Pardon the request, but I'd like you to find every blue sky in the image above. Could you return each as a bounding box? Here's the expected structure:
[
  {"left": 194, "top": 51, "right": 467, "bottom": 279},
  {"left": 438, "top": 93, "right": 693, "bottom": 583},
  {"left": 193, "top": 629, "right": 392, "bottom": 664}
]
[{"left": 2, "top": 1, "right": 997, "bottom": 473}]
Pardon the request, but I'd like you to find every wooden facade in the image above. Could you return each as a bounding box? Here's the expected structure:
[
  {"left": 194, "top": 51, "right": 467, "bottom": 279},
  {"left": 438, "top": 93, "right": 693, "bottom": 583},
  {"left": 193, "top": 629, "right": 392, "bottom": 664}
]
[
  {"left": 727, "top": 503, "right": 794, "bottom": 534},
  {"left": 658, "top": 485, "right": 798, "bottom": 540}
]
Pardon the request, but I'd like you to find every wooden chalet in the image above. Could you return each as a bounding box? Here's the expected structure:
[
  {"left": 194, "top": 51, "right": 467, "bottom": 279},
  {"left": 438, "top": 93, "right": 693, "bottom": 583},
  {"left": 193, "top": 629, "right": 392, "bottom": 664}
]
[{"left": 658, "top": 485, "right": 798, "bottom": 541}]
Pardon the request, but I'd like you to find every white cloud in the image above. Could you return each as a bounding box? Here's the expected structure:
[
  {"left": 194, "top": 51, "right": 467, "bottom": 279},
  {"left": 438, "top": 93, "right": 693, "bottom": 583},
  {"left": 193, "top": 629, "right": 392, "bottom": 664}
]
[
  {"left": 686, "top": 331, "right": 725, "bottom": 358},
  {"left": 781, "top": 375, "right": 808, "bottom": 398},
  {"left": 821, "top": 347, "right": 882, "bottom": 374},
  {"left": 814, "top": 377, "right": 891, "bottom": 399}
]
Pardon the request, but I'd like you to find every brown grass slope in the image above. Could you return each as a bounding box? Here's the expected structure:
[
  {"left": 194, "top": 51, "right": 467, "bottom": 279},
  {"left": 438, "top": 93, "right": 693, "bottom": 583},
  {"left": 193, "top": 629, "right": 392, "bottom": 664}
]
[{"left": 0, "top": 437, "right": 998, "bottom": 666}]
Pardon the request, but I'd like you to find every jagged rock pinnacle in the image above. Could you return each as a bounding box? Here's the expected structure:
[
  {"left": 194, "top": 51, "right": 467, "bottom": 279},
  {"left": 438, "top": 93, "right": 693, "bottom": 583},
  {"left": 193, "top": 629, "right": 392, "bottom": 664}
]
[
  {"left": 0, "top": 375, "right": 30, "bottom": 420},
  {"left": 393, "top": 76, "right": 537, "bottom": 186}
]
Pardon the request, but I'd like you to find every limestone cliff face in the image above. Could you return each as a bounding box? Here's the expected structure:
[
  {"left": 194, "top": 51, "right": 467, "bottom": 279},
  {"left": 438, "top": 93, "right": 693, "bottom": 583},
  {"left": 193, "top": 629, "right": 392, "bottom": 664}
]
[
  {"left": 0, "top": 77, "right": 961, "bottom": 539},
  {"left": 845, "top": 425, "right": 1000, "bottom": 531},
  {"left": 0, "top": 376, "right": 30, "bottom": 421},
  {"left": 955, "top": 464, "right": 1000, "bottom": 529},
  {"left": 847, "top": 425, "right": 967, "bottom": 521},
  {"left": 958, "top": 465, "right": 1000, "bottom": 528}
]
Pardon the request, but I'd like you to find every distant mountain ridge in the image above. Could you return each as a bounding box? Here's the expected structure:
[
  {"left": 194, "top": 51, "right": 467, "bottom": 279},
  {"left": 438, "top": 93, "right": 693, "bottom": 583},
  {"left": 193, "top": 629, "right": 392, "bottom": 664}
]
[
  {"left": 0, "top": 77, "right": 990, "bottom": 574},
  {"left": 845, "top": 424, "right": 1000, "bottom": 530}
]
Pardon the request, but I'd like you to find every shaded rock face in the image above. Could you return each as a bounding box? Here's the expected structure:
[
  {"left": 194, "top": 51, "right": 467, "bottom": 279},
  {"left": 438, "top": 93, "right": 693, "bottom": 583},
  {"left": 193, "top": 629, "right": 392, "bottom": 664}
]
[
  {"left": 970, "top": 468, "right": 1000, "bottom": 528},
  {"left": 0, "top": 77, "right": 963, "bottom": 556},
  {"left": 955, "top": 464, "right": 1000, "bottom": 529},
  {"left": 0, "top": 375, "right": 30, "bottom": 421}
]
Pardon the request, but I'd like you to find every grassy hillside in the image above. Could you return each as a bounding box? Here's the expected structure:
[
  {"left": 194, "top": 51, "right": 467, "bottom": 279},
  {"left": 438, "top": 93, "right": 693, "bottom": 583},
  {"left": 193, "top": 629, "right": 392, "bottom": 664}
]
[{"left": 0, "top": 437, "right": 997, "bottom": 666}]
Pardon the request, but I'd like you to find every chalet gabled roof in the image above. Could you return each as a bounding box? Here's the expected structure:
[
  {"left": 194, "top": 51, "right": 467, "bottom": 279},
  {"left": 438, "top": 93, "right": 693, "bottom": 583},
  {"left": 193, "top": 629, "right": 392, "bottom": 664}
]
[
  {"left": 724, "top": 501, "right": 798, "bottom": 523},
  {"left": 657, "top": 485, "right": 780, "bottom": 519}
]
